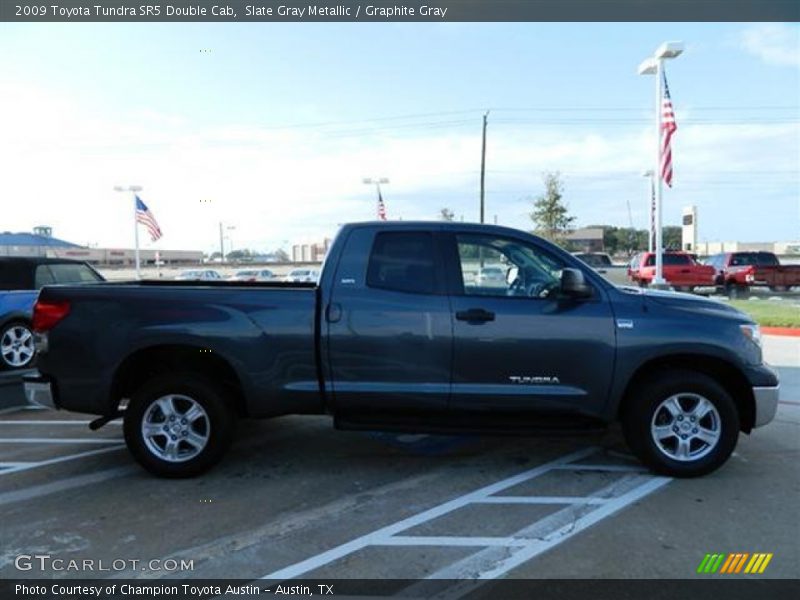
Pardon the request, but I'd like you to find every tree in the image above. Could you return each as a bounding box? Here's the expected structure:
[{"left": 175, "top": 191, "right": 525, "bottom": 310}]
[
  {"left": 273, "top": 248, "right": 290, "bottom": 262},
  {"left": 529, "top": 172, "right": 575, "bottom": 244},
  {"left": 439, "top": 207, "right": 455, "bottom": 221}
]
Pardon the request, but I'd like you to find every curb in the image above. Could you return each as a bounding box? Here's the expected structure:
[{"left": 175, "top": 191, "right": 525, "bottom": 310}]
[{"left": 762, "top": 327, "right": 800, "bottom": 337}]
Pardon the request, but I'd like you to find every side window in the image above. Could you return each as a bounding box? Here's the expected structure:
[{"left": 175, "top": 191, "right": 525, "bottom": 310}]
[
  {"left": 455, "top": 234, "right": 566, "bottom": 299},
  {"left": 34, "top": 265, "right": 56, "bottom": 289},
  {"left": 47, "top": 263, "right": 102, "bottom": 284},
  {"left": 644, "top": 255, "right": 655, "bottom": 267},
  {"left": 366, "top": 232, "right": 437, "bottom": 295}
]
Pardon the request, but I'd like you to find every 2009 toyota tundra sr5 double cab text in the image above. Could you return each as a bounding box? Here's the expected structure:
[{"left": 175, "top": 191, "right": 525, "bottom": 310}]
[{"left": 24, "top": 222, "right": 779, "bottom": 478}]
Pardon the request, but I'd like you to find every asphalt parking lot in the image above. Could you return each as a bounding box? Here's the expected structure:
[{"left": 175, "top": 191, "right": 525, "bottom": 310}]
[{"left": 0, "top": 336, "right": 797, "bottom": 586}]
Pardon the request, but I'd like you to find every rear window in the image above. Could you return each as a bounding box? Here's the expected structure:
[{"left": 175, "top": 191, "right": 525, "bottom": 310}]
[
  {"left": 644, "top": 254, "right": 692, "bottom": 266},
  {"left": 730, "top": 253, "right": 779, "bottom": 267},
  {"left": 367, "top": 232, "right": 437, "bottom": 295},
  {"left": 45, "top": 263, "right": 103, "bottom": 285}
]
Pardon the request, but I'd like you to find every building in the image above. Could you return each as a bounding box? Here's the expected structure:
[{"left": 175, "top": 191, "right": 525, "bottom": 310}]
[
  {"left": 562, "top": 227, "right": 604, "bottom": 252},
  {"left": 292, "top": 238, "right": 331, "bottom": 263},
  {"left": 0, "top": 228, "right": 203, "bottom": 266}
]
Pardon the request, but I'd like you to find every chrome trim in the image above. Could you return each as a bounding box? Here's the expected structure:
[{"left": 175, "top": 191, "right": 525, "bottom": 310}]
[
  {"left": 753, "top": 385, "right": 779, "bottom": 428},
  {"left": 24, "top": 379, "right": 56, "bottom": 409}
]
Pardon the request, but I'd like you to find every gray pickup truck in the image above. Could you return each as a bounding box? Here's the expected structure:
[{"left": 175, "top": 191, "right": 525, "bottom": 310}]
[{"left": 25, "top": 222, "right": 779, "bottom": 478}]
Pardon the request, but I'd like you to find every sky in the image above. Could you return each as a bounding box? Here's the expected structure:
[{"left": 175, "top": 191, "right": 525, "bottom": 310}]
[{"left": 1, "top": 22, "right": 798, "bottom": 255}]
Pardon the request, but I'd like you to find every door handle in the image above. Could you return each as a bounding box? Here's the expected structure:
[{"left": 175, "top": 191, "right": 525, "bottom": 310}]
[
  {"left": 680, "top": 269, "right": 690, "bottom": 273},
  {"left": 326, "top": 303, "right": 342, "bottom": 323},
  {"left": 456, "top": 308, "right": 495, "bottom": 323}
]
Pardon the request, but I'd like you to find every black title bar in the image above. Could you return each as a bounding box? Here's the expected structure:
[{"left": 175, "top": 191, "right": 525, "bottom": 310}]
[{"left": 2, "top": 0, "right": 799, "bottom": 22}]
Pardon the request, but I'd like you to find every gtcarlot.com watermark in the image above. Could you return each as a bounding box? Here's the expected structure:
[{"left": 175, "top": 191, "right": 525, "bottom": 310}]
[{"left": 14, "top": 554, "right": 194, "bottom": 573}]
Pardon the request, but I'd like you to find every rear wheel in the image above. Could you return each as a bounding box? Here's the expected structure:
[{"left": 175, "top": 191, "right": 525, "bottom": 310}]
[
  {"left": 725, "top": 282, "right": 749, "bottom": 299},
  {"left": 123, "top": 373, "right": 236, "bottom": 477},
  {"left": 622, "top": 370, "right": 739, "bottom": 477},
  {"left": 0, "top": 321, "right": 35, "bottom": 371}
]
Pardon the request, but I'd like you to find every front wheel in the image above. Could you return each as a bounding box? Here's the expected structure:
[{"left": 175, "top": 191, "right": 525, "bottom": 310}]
[
  {"left": 123, "top": 373, "right": 236, "bottom": 477},
  {"left": 622, "top": 370, "right": 739, "bottom": 477}
]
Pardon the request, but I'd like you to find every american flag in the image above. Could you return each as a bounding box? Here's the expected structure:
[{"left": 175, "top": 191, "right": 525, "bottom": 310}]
[
  {"left": 135, "top": 196, "right": 163, "bottom": 241},
  {"left": 660, "top": 69, "right": 678, "bottom": 187},
  {"left": 377, "top": 189, "right": 387, "bottom": 221}
]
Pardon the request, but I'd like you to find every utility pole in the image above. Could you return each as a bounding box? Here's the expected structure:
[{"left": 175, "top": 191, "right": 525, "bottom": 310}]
[
  {"left": 479, "top": 111, "right": 489, "bottom": 223},
  {"left": 219, "top": 222, "right": 224, "bottom": 262}
]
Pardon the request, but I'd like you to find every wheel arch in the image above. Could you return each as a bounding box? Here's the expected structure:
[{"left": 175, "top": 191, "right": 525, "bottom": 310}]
[
  {"left": 110, "top": 344, "right": 248, "bottom": 417},
  {"left": 617, "top": 354, "right": 755, "bottom": 433}
]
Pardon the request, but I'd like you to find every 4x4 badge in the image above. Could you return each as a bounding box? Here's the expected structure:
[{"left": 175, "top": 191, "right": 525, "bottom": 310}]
[{"left": 617, "top": 319, "right": 634, "bottom": 329}]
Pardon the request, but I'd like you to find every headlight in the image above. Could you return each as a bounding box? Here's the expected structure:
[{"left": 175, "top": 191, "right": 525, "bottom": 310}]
[{"left": 740, "top": 323, "right": 762, "bottom": 347}]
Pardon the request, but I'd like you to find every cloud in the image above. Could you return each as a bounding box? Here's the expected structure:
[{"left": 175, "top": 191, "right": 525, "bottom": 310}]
[
  {"left": 1, "top": 82, "right": 798, "bottom": 250},
  {"left": 741, "top": 24, "right": 800, "bottom": 68}
]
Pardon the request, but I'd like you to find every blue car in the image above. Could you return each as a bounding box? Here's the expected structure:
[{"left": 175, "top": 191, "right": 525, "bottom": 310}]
[{"left": 0, "top": 257, "right": 104, "bottom": 370}]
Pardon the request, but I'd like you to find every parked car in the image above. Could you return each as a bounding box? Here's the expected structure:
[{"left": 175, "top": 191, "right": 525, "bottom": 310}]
[
  {"left": 228, "top": 269, "right": 275, "bottom": 282},
  {"left": 284, "top": 268, "right": 319, "bottom": 283},
  {"left": 706, "top": 251, "right": 800, "bottom": 296},
  {"left": 628, "top": 251, "right": 715, "bottom": 292},
  {"left": 0, "top": 257, "right": 104, "bottom": 370},
  {"left": 26, "top": 222, "right": 777, "bottom": 479},
  {"left": 174, "top": 269, "right": 222, "bottom": 281},
  {"left": 475, "top": 266, "right": 507, "bottom": 287},
  {"left": 573, "top": 252, "right": 613, "bottom": 269}
]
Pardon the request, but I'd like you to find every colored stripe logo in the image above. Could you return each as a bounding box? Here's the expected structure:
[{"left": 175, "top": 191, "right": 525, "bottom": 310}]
[{"left": 697, "top": 553, "right": 773, "bottom": 574}]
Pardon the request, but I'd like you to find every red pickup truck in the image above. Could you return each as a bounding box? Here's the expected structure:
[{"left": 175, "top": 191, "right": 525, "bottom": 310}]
[
  {"left": 706, "top": 251, "right": 800, "bottom": 295},
  {"left": 628, "top": 251, "right": 715, "bottom": 292}
]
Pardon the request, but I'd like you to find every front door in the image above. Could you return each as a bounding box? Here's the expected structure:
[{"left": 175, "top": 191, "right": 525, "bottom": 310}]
[{"left": 446, "top": 232, "right": 616, "bottom": 416}]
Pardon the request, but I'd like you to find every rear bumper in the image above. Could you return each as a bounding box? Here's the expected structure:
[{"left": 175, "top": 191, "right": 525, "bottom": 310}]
[
  {"left": 23, "top": 374, "right": 57, "bottom": 409},
  {"left": 753, "top": 385, "right": 779, "bottom": 428}
]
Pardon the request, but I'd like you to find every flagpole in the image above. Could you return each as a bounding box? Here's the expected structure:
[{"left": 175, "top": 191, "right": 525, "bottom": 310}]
[
  {"left": 114, "top": 185, "right": 142, "bottom": 279},
  {"left": 653, "top": 58, "right": 665, "bottom": 286},
  {"left": 133, "top": 193, "right": 141, "bottom": 279}
]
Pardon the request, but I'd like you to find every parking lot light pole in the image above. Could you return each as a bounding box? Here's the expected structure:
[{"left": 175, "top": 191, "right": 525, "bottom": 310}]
[
  {"left": 114, "top": 185, "right": 143, "bottom": 279},
  {"left": 642, "top": 170, "right": 655, "bottom": 252},
  {"left": 638, "top": 41, "right": 683, "bottom": 288},
  {"left": 363, "top": 177, "right": 389, "bottom": 219}
]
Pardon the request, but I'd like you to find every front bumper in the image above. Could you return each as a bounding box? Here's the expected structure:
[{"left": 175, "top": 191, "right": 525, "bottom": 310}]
[
  {"left": 23, "top": 374, "right": 57, "bottom": 409},
  {"left": 753, "top": 385, "right": 779, "bottom": 428}
]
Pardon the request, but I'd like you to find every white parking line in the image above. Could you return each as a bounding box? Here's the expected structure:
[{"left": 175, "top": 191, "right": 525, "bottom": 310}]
[
  {"left": 0, "top": 465, "right": 135, "bottom": 506},
  {"left": 0, "top": 444, "right": 125, "bottom": 476},
  {"left": 0, "top": 438, "right": 123, "bottom": 444},
  {"left": 261, "top": 447, "right": 670, "bottom": 582},
  {"left": 0, "top": 420, "right": 122, "bottom": 425}
]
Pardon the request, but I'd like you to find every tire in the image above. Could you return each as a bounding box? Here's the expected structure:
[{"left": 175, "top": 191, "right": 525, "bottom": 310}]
[
  {"left": 725, "top": 282, "right": 749, "bottom": 299},
  {"left": 123, "top": 373, "right": 236, "bottom": 478},
  {"left": 621, "top": 369, "right": 740, "bottom": 477},
  {"left": 0, "top": 321, "right": 36, "bottom": 371}
]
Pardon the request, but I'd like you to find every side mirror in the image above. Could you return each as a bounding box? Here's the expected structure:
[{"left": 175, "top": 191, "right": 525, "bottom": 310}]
[{"left": 560, "top": 268, "right": 592, "bottom": 298}]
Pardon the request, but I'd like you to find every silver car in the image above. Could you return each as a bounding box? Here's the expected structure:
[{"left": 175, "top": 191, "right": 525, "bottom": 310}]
[
  {"left": 174, "top": 269, "right": 222, "bottom": 281},
  {"left": 228, "top": 269, "right": 274, "bottom": 282},
  {"left": 284, "top": 268, "right": 320, "bottom": 283}
]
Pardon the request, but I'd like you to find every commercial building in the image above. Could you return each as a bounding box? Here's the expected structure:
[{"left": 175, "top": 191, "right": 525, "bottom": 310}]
[
  {"left": 0, "top": 227, "right": 203, "bottom": 266},
  {"left": 292, "top": 238, "right": 331, "bottom": 263}
]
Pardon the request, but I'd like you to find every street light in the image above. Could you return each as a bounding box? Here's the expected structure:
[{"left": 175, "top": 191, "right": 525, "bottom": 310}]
[
  {"left": 363, "top": 177, "right": 389, "bottom": 219},
  {"left": 218, "top": 222, "right": 236, "bottom": 262},
  {"left": 114, "top": 185, "right": 143, "bottom": 279},
  {"left": 638, "top": 41, "right": 684, "bottom": 288}
]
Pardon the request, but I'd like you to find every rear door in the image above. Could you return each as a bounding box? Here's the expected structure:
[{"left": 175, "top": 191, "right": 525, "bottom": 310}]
[
  {"left": 444, "top": 232, "right": 616, "bottom": 416},
  {"left": 325, "top": 227, "right": 452, "bottom": 415}
]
